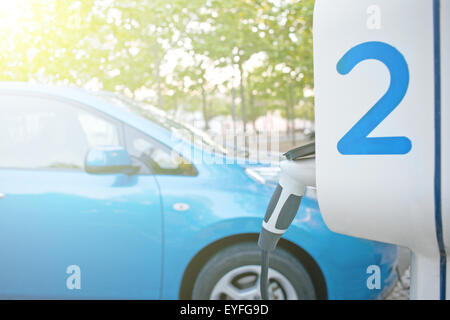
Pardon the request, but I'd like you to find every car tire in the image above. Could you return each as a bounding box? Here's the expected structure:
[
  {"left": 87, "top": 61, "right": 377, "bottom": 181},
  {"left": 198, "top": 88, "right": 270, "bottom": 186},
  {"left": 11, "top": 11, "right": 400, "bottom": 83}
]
[{"left": 192, "top": 242, "right": 316, "bottom": 300}]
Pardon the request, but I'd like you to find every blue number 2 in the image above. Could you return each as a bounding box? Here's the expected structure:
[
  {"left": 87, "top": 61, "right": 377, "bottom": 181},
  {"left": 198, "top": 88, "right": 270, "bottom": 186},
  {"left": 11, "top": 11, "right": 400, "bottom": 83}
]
[{"left": 337, "top": 41, "right": 412, "bottom": 155}]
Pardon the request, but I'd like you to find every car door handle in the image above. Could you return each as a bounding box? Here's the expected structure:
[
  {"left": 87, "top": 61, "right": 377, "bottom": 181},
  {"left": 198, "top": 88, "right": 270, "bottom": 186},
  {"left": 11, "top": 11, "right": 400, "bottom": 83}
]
[{"left": 173, "top": 203, "right": 190, "bottom": 211}]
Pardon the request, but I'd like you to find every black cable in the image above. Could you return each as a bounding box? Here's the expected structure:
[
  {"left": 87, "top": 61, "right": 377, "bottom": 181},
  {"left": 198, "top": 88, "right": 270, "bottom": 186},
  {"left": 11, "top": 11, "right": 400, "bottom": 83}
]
[
  {"left": 260, "top": 249, "right": 270, "bottom": 300},
  {"left": 283, "top": 141, "right": 315, "bottom": 160}
]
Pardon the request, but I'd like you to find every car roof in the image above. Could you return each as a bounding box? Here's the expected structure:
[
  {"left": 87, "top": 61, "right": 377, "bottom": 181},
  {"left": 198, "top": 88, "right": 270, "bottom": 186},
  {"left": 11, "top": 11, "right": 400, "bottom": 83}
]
[{"left": 0, "top": 81, "right": 175, "bottom": 147}]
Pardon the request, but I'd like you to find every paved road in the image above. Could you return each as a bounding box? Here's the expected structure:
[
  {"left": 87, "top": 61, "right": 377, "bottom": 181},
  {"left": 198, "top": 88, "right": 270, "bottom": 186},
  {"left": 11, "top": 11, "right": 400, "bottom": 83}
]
[
  {"left": 385, "top": 247, "right": 410, "bottom": 300},
  {"left": 385, "top": 267, "right": 410, "bottom": 300}
]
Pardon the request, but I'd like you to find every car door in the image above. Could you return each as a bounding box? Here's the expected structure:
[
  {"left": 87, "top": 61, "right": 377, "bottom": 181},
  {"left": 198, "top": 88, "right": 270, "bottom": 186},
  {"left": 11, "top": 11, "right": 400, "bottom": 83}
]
[{"left": 0, "top": 93, "right": 162, "bottom": 299}]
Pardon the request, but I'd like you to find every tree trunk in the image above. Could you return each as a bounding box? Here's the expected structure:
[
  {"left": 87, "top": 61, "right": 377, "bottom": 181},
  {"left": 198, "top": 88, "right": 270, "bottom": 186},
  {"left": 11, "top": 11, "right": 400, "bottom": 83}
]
[
  {"left": 249, "top": 89, "right": 256, "bottom": 133},
  {"left": 201, "top": 83, "right": 209, "bottom": 130},
  {"left": 238, "top": 61, "right": 247, "bottom": 133},
  {"left": 173, "top": 93, "right": 179, "bottom": 118},
  {"left": 153, "top": 43, "right": 163, "bottom": 109},
  {"left": 285, "top": 102, "right": 291, "bottom": 137},
  {"left": 231, "top": 87, "right": 237, "bottom": 137},
  {"left": 154, "top": 61, "right": 163, "bottom": 109},
  {"left": 288, "top": 82, "right": 296, "bottom": 145},
  {"left": 247, "top": 77, "right": 257, "bottom": 133}
]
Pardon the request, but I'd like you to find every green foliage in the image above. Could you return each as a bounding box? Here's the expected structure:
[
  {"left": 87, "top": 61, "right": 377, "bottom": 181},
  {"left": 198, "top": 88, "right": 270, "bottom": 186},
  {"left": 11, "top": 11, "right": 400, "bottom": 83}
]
[{"left": 0, "top": 0, "right": 315, "bottom": 122}]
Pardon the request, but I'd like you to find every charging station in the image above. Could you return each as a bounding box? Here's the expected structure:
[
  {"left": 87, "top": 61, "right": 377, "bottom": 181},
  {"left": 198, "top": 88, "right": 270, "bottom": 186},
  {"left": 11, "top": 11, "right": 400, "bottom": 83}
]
[{"left": 314, "top": 0, "right": 448, "bottom": 299}]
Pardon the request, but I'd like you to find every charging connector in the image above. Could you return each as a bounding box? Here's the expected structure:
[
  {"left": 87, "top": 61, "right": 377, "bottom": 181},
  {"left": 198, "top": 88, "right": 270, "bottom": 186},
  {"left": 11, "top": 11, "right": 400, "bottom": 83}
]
[{"left": 258, "top": 142, "right": 316, "bottom": 300}]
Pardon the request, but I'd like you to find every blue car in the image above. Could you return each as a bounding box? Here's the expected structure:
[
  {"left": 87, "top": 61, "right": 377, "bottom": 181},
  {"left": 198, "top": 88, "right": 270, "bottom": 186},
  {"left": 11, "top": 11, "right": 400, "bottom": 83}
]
[{"left": 0, "top": 82, "right": 397, "bottom": 299}]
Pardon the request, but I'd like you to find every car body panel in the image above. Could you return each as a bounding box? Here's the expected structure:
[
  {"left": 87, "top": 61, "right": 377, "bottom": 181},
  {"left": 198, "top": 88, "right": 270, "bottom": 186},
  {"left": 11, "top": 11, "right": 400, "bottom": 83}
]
[{"left": 0, "top": 169, "right": 163, "bottom": 299}]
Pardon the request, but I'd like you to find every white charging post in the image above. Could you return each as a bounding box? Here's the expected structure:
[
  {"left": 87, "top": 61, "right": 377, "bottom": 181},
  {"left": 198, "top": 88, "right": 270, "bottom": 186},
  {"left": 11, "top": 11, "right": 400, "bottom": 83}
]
[{"left": 314, "top": 0, "right": 449, "bottom": 299}]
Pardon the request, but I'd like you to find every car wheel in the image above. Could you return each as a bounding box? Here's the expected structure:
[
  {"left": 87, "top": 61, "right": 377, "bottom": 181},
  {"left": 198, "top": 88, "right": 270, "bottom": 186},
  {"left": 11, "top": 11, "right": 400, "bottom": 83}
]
[{"left": 192, "top": 242, "right": 316, "bottom": 300}]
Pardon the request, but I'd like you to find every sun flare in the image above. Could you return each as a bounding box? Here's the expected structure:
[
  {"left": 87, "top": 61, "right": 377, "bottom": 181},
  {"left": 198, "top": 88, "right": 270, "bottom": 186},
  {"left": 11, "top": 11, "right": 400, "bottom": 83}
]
[{"left": 0, "top": 0, "right": 24, "bottom": 30}]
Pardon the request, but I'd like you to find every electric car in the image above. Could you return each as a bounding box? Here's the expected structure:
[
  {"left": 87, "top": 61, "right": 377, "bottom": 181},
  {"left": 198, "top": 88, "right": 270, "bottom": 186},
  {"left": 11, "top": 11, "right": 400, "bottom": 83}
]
[{"left": 0, "top": 82, "right": 398, "bottom": 299}]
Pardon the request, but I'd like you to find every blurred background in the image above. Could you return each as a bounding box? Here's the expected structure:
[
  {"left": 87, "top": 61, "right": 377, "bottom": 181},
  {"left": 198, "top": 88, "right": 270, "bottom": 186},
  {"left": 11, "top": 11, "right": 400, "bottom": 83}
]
[{"left": 0, "top": 0, "right": 315, "bottom": 152}]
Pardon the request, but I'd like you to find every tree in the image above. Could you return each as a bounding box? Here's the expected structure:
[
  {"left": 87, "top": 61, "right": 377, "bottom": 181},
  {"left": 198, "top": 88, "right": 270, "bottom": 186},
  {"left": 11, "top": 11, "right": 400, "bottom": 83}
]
[{"left": 0, "top": 0, "right": 317, "bottom": 129}]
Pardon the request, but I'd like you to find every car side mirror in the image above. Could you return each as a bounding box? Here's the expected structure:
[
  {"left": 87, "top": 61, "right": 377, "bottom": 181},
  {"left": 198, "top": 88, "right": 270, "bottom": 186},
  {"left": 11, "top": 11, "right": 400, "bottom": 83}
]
[{"left": 85, "top": 146, "right": 139, "bottom": 175}]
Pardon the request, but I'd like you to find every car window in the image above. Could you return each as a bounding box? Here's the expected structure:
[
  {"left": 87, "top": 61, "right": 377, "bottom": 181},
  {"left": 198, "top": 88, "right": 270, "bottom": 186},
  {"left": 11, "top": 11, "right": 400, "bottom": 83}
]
[
  {"left": 0, "top": 94, "right": 120, "bottom": 170},
  {"left": 124, "top": 125, "right": 197, "bottom": 176},
  {"left": 98, "top": 93, "right": 228, "bottom": 156}
]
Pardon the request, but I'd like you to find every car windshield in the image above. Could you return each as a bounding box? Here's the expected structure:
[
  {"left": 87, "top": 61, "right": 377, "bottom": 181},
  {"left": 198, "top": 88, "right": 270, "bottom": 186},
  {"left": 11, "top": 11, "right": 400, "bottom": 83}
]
[{"left": 97, "top": 92, "right": 228, "bottom": 156}]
